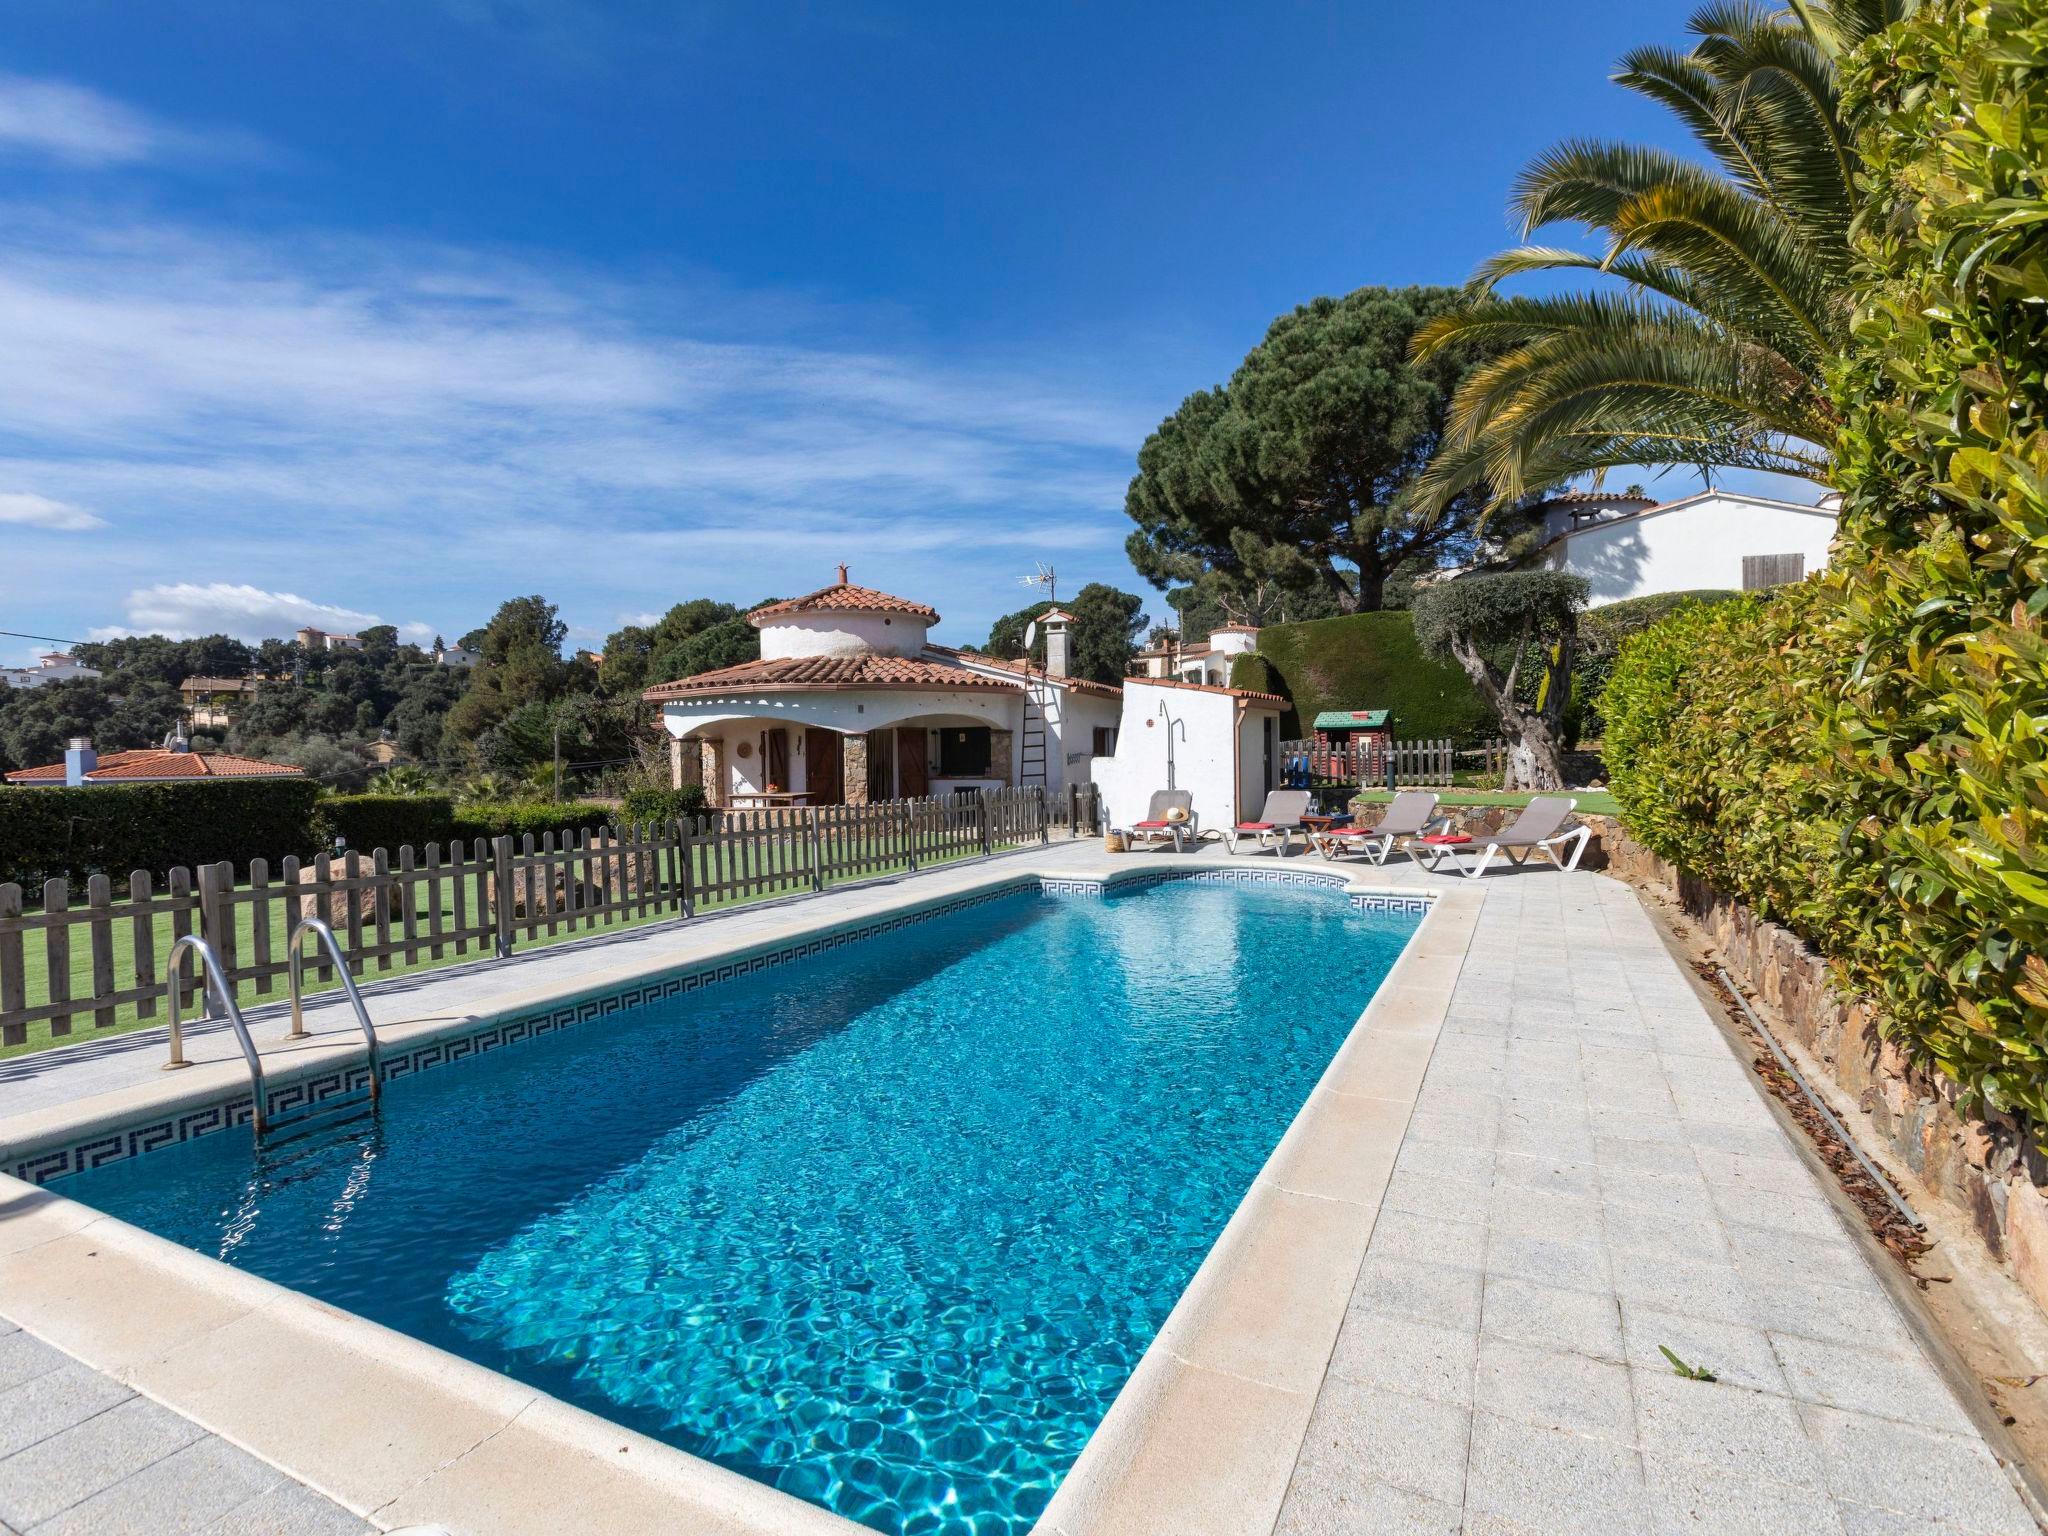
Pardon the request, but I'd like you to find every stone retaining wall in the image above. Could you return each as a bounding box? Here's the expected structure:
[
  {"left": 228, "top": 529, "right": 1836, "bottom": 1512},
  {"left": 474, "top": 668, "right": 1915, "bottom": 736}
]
[{"left": 1581, "top": 814, "right": 2048, "bottom": 1315}]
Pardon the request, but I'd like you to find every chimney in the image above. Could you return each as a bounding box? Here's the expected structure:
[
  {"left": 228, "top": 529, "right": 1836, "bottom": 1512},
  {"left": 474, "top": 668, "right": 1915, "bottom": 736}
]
[
  {"left": 836, "top": 563, "right": 849, "bottom": 585},
  {"left": 63, "top": 735, "right": 96, "bottom": 787},
  {"left": 1040, "top": 608, "right": 1074, "bottom": 678}
]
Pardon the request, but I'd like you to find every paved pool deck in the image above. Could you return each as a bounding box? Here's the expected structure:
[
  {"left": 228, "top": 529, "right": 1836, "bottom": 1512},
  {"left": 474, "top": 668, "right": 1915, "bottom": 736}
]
[{"left": 0, "top": 837, "right": 2038, "bottom": 1535}]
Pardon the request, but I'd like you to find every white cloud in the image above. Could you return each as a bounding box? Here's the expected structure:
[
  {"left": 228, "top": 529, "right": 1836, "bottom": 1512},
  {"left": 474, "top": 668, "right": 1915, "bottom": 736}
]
[
  {"left": 0, "top": 74, "right": 264, "bottom": 167},
  {"left": 0, "top": 183, "right": 1161, "bottom": 646},
  {"left": 0, "top": 490, "right": 104, "bottom": 530},
  {"left": 92, "top": 583, "right": 403, "bottom": 644}
]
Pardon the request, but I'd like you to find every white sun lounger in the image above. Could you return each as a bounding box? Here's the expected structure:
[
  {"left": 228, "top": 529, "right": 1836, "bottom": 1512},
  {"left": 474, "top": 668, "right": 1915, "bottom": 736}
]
[
  {"left": 1307, "top": 790, "right": 1445, "bottom": 864},
  {"left": 1413, "top": 795, "right": 1591, "bottom": 879}
]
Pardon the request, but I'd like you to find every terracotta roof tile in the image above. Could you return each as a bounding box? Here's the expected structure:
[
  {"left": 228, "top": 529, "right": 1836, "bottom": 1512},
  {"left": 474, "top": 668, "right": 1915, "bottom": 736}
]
[
  {"left": 1127, "top": 675, "right": 1287, "bottom": 707},
  {"left": 643, "top": 652, "right": 1022, "bottom": 700},
  {"left": 925, "top": 646, "right": 1124, "bottom": 697},
  {"left": 4, "top": 749, "right": 306, "bottom": 784},
  {"left": 747, "top": 581, "right": 940, "bottom": 626}
]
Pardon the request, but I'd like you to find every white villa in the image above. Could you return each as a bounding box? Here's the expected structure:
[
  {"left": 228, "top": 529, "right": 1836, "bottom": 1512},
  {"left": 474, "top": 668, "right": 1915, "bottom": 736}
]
[
  {"left": 1535, "top": 488, "right": 1838, "bottom": 605},
  {"left": 1126, "top": 623, "right": 1261, "bottom": 685},
  {"left": 0, "top": 652, "right": 101, "bottom": 690},
  {"left": 647, "top": 571, "right": 1124, "bottom": 807}
]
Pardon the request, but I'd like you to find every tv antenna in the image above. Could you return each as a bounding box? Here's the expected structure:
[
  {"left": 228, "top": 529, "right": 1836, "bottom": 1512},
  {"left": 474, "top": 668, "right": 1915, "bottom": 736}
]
[{"left": 1019, "top": 563, "right": 1057, "bottom": 606}]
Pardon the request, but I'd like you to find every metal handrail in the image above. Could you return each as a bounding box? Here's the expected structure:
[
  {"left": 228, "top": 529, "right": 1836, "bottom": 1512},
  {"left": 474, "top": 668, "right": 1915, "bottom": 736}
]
[
  {"left": 163, "top": 934, "right": 270, "bottom": 1140},
  {"left": 286, "top": 918, "right": 381, "bottom": 1108}
]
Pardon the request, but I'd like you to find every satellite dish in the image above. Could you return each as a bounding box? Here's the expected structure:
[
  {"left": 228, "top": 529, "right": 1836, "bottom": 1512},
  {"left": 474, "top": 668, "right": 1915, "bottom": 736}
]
[{"left": 1023, "top": 620, "right": 1038, "bottom": 651}]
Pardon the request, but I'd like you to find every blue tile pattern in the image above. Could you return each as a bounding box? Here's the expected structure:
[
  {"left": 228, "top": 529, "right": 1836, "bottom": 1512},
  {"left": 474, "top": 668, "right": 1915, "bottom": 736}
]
[{"left": 8, "top": 870, "right": 1431, "bottom": 1185}]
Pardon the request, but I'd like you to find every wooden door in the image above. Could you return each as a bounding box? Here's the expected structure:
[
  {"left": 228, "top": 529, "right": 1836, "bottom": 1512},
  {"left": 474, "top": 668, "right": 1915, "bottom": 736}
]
[
  {"left": 764, "top": 728, "right": 790, "bottom": 792},
  {"left": 805, "top": 728, "right": 844, "bottom": 805},
  {"left": 865, "top": 728, "right": 895, "bottom": 803},
  {"left": 896, "top": 726, "right": 929, "bottom": 798}
]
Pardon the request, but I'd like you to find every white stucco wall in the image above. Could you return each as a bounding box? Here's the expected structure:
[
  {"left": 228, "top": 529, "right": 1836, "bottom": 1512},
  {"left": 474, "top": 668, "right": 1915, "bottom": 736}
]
[
  {"left": 1089, "top": 681, "right": 1275, "bottom": 835},
  {"left": 661, "top": 688, "right": 1021, "bottom": 742},
  {"left": 758, "top": 612, "right": 931, "bottom": 659},
  {"left": 1545, "top": 494, "right": 1837, "bottom": 606}
]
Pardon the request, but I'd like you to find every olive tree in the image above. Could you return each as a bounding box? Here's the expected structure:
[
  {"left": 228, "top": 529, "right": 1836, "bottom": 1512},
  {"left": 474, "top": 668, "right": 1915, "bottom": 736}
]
[{"left": 1411, "top": 571, "right": 1588, "bottom": 790}]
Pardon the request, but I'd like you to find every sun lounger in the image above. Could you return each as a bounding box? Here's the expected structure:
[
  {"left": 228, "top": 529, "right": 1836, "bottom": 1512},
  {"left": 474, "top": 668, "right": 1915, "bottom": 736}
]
[
  {"left": 1129, "top": 789, "right": 1198, "bottom": 852},
  {"left": 1308, "top": 790, "right": 1444, "bottom": 864},
  {"left": 1413, "top": 795, "right": 1590, "bottom": 878},
  {"left": 1223, "top": 790, "right": 1314, "bottom": 856}
]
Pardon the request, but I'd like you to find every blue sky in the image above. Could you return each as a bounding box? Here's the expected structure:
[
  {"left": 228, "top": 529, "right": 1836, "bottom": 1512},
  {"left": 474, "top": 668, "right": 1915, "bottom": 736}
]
[{"left": 0, "top": 0, "right": 1809, "bottom": 664}]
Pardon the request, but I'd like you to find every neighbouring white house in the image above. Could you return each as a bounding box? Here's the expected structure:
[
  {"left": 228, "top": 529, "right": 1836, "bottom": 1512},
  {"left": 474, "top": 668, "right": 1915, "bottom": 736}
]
[
  {"left": 645, "top": 570, "right": 1124, "bottom": 807},
  {"left": 1536, "top": 489, "right": 1839, "bottom": 606},
  {"left": 0, "top": 652, "right": 101, "bottom": 690},
  {"left": 434, "top": 641, "right": 480, "bottom": 668},
  {"left": 295, "top": 626, "right": 364, "bottom": 652},
  {"left": 1126, "top": 624, "right": 1261, "bottom": 685},
  {"left": 1087, "top": 675, "right": 1288, "bottom": 838}
]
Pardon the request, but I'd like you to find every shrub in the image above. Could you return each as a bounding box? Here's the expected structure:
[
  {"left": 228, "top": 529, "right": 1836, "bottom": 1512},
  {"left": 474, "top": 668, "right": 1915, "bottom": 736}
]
[
  {"left": 1569, "top": 590, "right": 1739, "bottom": 746},
  {"left": 1600, "top": 3, "right": 2048, "bottom": 1124},
  {"left": 449, "top": 801, "right": 615, "bottom": 843},
  {"left": 1246, "top": 610, "right": 1494, "bottom": 744},
  {"left": 618, "top": 784, "right": 708, "bottom": 825},
  {"left": 1599, "top": 587, "right": 1856, "bottom": 943},
  {"left": 0, "top": 780, "right": 323, "bottom": 889},
  {"left": 312, "top": 794, "right": 459, "bottom": 853},
  {"left": 1814, "top": 0, "right": 2048, "bottom": 1119}
]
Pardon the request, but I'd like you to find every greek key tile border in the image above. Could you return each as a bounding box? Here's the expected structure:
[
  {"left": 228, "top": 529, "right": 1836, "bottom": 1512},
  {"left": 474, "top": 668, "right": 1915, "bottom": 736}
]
[
  {"left": 9, "top": 870, "right": 1427, "bottom": 1186},
  {"left": 1042, "top": 867, "right": 1434, "bottom": 916}
]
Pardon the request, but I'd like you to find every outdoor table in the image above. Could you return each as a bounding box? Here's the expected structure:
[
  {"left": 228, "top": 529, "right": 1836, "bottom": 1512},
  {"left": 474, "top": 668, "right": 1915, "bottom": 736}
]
[{"left": 726, "top": 792, "right": 813, "bottom": 809}]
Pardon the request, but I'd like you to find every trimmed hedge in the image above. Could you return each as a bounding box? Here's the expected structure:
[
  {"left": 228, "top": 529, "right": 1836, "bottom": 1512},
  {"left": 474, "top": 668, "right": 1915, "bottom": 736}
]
[
  {"left": 0, "top": 780, "right": 323, "bottom": 888},
  {"left": 318, "top": 797, "right": 618, "bottom": 849},
  {"left": 1243, "top": 611, "right": 1494, "bottom": 744},
  {"left": 451, "top": 801, "right": 615, "bottom": 843},
  {"left": 1568, "top": 590, "right": 1738, "bottom": 746},
  {"left": 1814, "top": 0, "right": 2048, "bottom": 1120},
  {"left": 313, "top": 795, "right": 459, "bottom": 852},
  {"left": 618, "top": 784, "right": 709, "bottom": 825}
]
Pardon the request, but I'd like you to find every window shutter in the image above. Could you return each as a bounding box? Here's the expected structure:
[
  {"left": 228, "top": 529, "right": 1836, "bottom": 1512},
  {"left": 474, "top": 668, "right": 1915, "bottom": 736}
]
[{"left": 1742, "top": 553, "right": 1806, "bottom": 589}]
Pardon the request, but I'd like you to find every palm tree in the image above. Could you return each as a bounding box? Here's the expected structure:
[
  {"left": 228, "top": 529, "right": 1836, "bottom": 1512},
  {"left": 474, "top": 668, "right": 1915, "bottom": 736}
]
[{"left": 1412, "top": 0, "right": 1909, "bottom": 513}]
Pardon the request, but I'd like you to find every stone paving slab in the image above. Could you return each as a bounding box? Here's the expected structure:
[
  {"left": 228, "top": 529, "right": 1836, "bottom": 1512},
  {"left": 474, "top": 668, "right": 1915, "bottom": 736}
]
[
  {"left": 1275, "top": 870, "right": 2040, "bottom": 1536},
  {"left": 0, "top": 1318, "right": 371, "bottom": 1536}
]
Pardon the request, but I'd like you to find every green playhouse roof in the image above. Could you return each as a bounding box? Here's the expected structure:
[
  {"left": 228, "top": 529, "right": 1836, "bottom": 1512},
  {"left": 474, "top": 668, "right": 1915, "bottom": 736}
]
[{"left": 1312, "top": 709, "right": 1390, "bottom": 731}]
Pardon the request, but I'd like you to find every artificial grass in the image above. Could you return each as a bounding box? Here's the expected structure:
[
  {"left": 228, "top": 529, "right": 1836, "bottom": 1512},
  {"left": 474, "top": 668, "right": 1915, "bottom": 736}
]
[{"left": 1351, "top": 787, "right": 1621, "bottom": 817}]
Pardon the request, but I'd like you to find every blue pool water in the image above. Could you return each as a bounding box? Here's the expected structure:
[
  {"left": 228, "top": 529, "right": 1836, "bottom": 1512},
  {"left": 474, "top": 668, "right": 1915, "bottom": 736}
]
[{"left": 57, "top": 878, "right": 1417, "bottom": 1534}]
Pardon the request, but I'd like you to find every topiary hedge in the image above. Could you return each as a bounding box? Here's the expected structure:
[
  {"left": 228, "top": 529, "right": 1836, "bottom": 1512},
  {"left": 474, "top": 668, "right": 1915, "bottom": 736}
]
[
  {"left": 0, "top": 779, "right": 324, "bottom": 889},
  {"left": 1245, "top": 610, "right": 1495, "bottom": 744}
]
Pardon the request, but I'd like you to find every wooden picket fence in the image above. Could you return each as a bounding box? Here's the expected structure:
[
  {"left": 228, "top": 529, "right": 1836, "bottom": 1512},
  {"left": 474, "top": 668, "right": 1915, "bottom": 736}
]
[
  {"left": 1280, "top": 736, "right": 1465, "bottom": 788},
  {"left": 0, "top": 784, "right": 1101, "bottom": 1050}
]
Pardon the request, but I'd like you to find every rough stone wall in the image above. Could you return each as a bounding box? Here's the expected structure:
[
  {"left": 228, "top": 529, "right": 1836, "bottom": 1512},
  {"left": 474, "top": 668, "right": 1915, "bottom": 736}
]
[
  {"left": 843, "top": 733, "right": 870, "bottom": 807},
  {"left": 1583, "top": 814, "right": 2048, "bottom": 1316},
  {"left": 698, "top": 739, "right": 722, "bottom": 805},
  {"left": 989, "top": 728, "right": 1014, "bottom": 787}
]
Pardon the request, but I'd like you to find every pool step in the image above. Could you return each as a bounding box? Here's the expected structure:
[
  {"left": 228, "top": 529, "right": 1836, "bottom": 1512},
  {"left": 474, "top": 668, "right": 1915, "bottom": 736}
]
[{"left": 261, "top": 1086, "right": 379, "bottom": 1145}]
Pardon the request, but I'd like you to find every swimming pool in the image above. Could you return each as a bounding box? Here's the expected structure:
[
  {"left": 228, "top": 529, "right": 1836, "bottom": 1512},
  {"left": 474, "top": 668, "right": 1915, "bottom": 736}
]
[{"left": 51, "top": 876, "right": 1420, "bottom": 1535}]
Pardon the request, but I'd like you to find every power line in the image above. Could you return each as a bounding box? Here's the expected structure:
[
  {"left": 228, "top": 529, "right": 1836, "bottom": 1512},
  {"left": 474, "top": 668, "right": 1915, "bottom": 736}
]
[{"left": 0, "top": 628, "right": 89, "bottom": 647}]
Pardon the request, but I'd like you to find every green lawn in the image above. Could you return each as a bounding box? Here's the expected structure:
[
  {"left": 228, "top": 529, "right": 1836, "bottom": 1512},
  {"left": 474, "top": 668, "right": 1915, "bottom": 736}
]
[
  {"left": 3, "top": 835, "right": 1028, "bottom": 1061},
  {"left": 1351, "top": 787, "right": 1621, "bottom": 817}
]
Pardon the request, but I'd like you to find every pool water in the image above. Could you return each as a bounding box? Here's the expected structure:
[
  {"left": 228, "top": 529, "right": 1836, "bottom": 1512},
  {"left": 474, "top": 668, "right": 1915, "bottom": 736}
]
[{"left": 57, "top": 879, "right": 1418, "bottom": 1535}]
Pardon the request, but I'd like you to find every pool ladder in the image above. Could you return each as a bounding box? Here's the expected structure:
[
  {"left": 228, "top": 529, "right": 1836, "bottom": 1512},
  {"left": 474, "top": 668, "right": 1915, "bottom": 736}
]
[{"left": 163, "top": 918, "right": 382, "bottom": 1146}]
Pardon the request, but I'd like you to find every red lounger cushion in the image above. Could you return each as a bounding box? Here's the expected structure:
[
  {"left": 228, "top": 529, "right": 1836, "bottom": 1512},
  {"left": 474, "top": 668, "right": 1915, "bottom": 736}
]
[
  {"left": 1237, "top": 822, "right": 1275, "bottom": 830},
  {"left": 1134, "top": 820, "right": 1173, "bottom": 829},
  {"left": 1421, "top": 833, "right": 1472, "bottom": 845}
]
